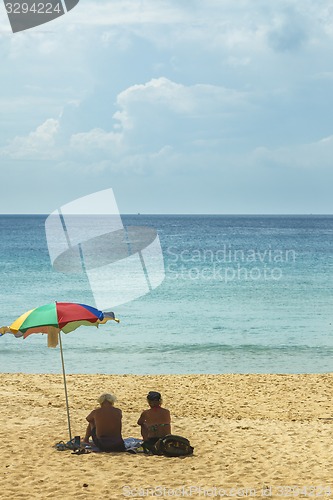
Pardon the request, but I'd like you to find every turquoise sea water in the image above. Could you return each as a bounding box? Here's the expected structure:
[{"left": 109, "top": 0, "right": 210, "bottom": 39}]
[{"left": 1, "top": 214, "right": 333, "bottom": 374}]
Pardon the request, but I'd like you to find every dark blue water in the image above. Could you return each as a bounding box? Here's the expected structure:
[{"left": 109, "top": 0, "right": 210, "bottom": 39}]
[{"left": 1, "top": 214, "right": 333, "bottom": 373}]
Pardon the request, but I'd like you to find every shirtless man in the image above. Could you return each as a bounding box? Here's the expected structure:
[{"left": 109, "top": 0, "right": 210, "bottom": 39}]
[
  {"left": 83, "top": 393, "right": 125, "bottom": 452},
  {"left": 137, "top": 391, "right": 171, "bottom": 448}
]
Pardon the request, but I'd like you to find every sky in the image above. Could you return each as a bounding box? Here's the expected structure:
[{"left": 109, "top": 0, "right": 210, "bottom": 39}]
[{"left": 1, "top": 0, "right": 333, "bottom": 214}]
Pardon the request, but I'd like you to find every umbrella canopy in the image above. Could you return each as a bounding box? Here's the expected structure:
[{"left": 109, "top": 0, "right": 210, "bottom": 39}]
[
  {"left": 2, "top": 301, "right": 119, "bottom": 347},
  {"left": 0, "top": 301, "right": 119, "bottom": 441}
]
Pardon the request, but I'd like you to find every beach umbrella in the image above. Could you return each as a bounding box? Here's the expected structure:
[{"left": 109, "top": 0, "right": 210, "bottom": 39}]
[{"left": 0, "top": 301, "right": 119, "bottom": 441}]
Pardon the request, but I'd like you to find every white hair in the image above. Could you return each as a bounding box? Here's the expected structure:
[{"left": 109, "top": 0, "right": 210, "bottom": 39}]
[{"left": 98, "top": 393, "right": 117, "bottom": 405}]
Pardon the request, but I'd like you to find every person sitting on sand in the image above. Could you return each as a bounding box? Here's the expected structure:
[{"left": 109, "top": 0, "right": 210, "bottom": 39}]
[
  {"left": 83, "top": 393, "right": 125, "bottom": 452},
  {"left": 137, "top": 391, "right": 171, "bottom": 449}
]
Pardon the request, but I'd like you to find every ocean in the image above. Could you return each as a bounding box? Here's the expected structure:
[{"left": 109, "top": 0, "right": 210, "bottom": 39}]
[{"left": 1, "top": 214, "right": 333, "bottom": 374}]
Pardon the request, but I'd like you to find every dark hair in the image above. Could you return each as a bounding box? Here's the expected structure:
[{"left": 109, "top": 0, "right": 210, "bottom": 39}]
[{"left": 147, "top": 391, "right": 161, "bottom": 401}]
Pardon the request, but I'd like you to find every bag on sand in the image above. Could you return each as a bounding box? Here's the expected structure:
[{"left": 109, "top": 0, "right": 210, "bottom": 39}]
[{"left": 153, "top": 434, "right": 194, "bottom": 457}]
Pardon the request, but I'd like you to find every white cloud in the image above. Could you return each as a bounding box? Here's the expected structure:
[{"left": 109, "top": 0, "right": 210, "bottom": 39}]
[
  {"left": 74, "top": 0, "right": 184, "bottom": 26},
  {"left": 70, "top": 128, "right": 122, "bottom": 154},
  {"left": 2, "top": 0, "right": 333, "bottom": 213},
  {"left": 117, "top": 77, "right": 246, "bottom": 114},
  {"left": 1, "top": 77, "right": 248, "bottom": 164},
  {"left": 253, "top": 135, "right": 333, "bottom": 170},
  {"left": 1, "top": 118, "right": 60, "bottom": 160},
  {"left": 112, "top": 77, "right": 250, "bottom": 153}
]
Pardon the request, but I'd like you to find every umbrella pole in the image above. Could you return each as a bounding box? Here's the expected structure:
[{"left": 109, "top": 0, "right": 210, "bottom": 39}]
[{"left": 58, "top": 331, "right": 72, "bottom": 442}]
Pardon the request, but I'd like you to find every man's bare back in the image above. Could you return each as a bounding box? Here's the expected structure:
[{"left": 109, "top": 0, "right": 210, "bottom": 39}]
[
  {"left": 84, "top": 393, "right": 125, "bottom": 452},
  {"left": 86, "top": 405, "right": 122, "bottom": 439}
]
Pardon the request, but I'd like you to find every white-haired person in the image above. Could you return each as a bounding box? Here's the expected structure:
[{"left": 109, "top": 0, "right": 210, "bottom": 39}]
[{"left": 83, "top": 393, "right": 125, "bottom": 452}]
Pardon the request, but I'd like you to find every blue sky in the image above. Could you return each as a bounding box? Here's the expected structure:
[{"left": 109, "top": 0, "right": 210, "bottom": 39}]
[{"left": 1, "top": 0, "right": 333, "bottom": 214}]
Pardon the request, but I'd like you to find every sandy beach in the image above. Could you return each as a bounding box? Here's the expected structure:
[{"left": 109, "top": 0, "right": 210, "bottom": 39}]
[{"left": 1, "top": 373, "right": 333, "bottom": 499}]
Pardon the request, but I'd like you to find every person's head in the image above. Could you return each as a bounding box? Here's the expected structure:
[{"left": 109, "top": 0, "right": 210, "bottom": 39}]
[
  {"left": 147, "top": 391, "right": 162, "bottom": 408},
  {"left": 98, "top": 393, "right": 117, "bottom": 406}
]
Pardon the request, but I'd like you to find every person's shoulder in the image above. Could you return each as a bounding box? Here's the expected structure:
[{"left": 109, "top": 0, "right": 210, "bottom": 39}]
[
  {"left": 86, "top": 408, "right": 97, "bottom": 420},
  {"left": 161, "top": 407, "right": 171, "bottom": 418}
]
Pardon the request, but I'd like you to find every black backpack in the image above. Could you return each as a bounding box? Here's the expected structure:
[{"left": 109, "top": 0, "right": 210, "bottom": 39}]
[{"left": 153, "top": 435, "right": 194, "bottom": 457}]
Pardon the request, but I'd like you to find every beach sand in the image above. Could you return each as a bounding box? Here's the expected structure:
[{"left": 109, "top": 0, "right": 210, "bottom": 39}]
[{"left": 1, "top": 373, "right": 333, "bottom": 499}]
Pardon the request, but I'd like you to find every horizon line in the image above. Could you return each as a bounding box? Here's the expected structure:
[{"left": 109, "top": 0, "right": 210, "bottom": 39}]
[{"left": 0, "top": 212, "right": 332, "bottom": 216}]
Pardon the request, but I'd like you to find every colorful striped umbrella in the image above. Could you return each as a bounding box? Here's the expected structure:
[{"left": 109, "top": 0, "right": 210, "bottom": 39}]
[
  {"left": 2, "top": 301, "right": 118, "bottom": 347},
  {"left": 0, "top": 302, "right": 119, "bottom": 441}
]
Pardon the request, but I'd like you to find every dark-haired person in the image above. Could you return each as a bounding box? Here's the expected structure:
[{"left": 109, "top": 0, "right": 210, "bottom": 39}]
[{"left": 137, "top": 391, "right": 171, "bottom": 451}]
